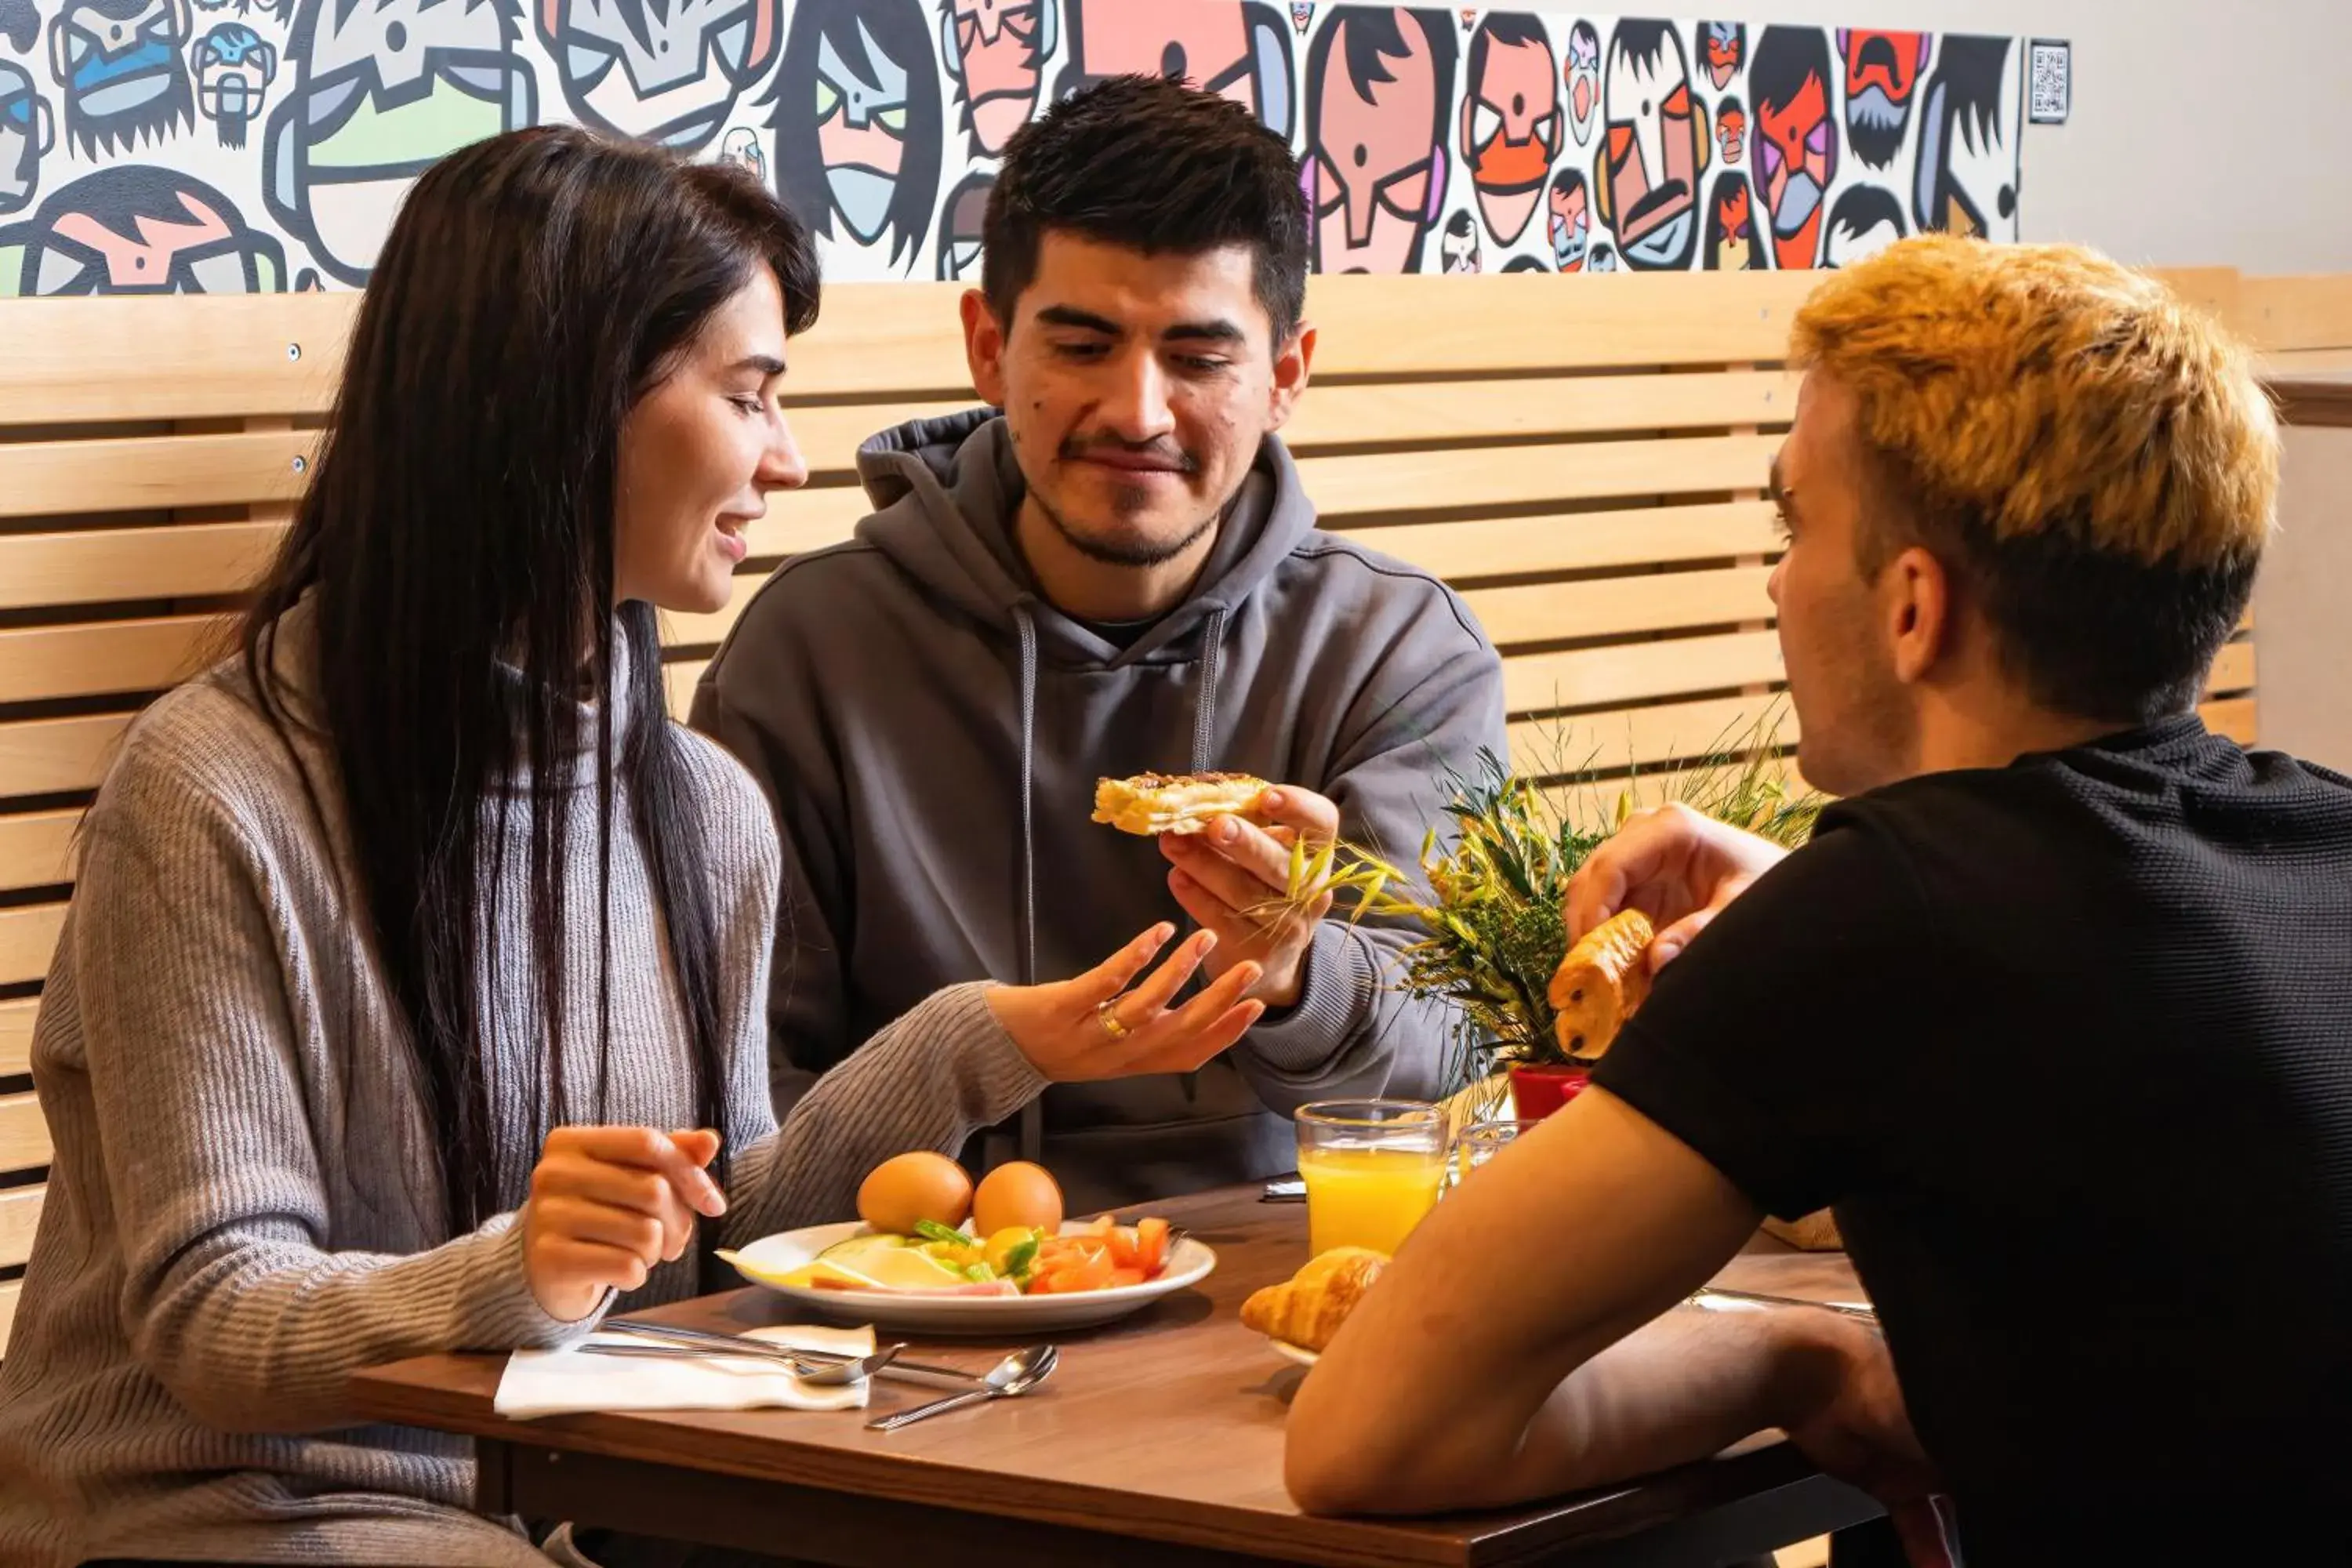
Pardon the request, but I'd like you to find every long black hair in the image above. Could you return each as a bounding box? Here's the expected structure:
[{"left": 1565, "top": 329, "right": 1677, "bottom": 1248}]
[{"left": 241, "top": 126, "right": 822, "bottom": 1239}]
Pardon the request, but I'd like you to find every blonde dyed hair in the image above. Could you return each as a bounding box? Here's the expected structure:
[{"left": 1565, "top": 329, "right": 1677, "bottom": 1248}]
[{"left": 1790, "top": 235, "right": 2278, "bottom": 572}]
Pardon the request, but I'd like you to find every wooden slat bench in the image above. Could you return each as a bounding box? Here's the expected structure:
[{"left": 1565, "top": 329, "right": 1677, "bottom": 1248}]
[{"left": 0, "top": 266, "right": 2308, "bottom": 1361}]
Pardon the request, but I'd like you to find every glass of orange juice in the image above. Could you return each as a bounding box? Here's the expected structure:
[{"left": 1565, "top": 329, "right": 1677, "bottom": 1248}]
[{"left": 1295, "top": 1099, "right": 1447, "bottom": 1256}]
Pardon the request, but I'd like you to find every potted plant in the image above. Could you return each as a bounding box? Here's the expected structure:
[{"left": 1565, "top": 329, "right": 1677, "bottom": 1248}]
[{"left": 1305, "top": 720, "right": 1821, "bottom": 1124}]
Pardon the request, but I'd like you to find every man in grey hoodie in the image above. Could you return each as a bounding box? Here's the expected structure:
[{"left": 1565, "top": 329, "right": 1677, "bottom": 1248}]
[{"left": 695, "top": 75, "right": 1508, "bottom": 1211}]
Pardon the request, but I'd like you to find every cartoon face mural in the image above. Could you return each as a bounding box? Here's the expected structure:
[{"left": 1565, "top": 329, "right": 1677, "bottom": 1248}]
[
  {"left": 933, "top": 165, "right": 986, "bottom": 279},
  {"left": 1054, "top": 2, "right": 1294, "bottom": 142},
  {"left": 1749, "top": 26, "right": 1835, "bottom": 270},
  {"left": 261, "top": 0, "right": 537, "bottom": 286},
  {"left": 1458, "top": 13, "right": 1555, "bottom": 245},
  {"left": 772, "top": 0, "right": 940, "bottom": 270},
  {"left": 1714, "top": 93, "right": 1741, "bottom": 164},
  {"left": 1702, "top": 169, "right": 1762, "bottom": 270},
  {"left": 1501, "top": 253, "right": 1544, "bottom": 273},
  {"left": 1303, "top": 7, "right": 1453, "bottom": 275},
  {"left": 49, "top": 0, "right": 197, "bottom": 157},
  {"left": 1290, "top": 2, "right": 1311, "bottom": 35},
  {"left": 1591, "top": 20, "right": 1707, "bottom": 272},
  {"left": 1439, "top": 208, "right": 1478, "bottom": 271},
  {"left": 191, "top": 21, "right": 275, "bottom": 147},
  {"left": 1823, "top": 182, "right": 1904, "bottom": 267},
  {"left": 1838, "top": 28, "right": 1929, "bottom": 169},
  {"left": 0, "top": 60, "right": 53, "bottom": 216},
  {"left": 1562, "top": 18, "right": 1596, "bottom": 145},
  {"left": 720, "top": 124, "right": 765, "bottom": 181},
  {"left": 1699, "top": 20, "right": 1740, "bottom": 89},
  {"left": 1915, "top": 35, "right": 2016, "bottom": 241},
  {"left": 538, "top": 0, "right": 781, "bottom": 151},
  {"left": 0, "top": 164, "right": 285, "bottom": 293},
  {"left": 1545, "top": 166, "right": 1586, "bottom": 270},
  {"left": 1584, "top": 241, "right": 1615, "bottom": 272},
  {"left": 940, "top": 0, "right": 1051, "bottom": 156},
  {"left": 1, "top": 0, "right": 37, "bottom": 49}
]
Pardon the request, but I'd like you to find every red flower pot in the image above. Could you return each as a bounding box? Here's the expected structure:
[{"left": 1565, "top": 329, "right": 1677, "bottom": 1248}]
[{"left": 1508, "top": 1063, "right": 1592, "bottom": 1120}]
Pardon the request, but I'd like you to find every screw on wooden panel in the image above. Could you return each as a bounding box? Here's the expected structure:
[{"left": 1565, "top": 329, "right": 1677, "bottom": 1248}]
[
  {"left": 287, "top": 343, "right": 302, "bottom": 362},
  {"left": 292, "top": 456, "right": 308, "bottom": 474}
]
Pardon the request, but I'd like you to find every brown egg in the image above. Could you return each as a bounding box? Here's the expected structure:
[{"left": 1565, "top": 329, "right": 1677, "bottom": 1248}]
[
  {"left": 857, "top": 1152, "right": 973, "bottom": 1236},
  {"left": 972, "top": 1160, "right": 1064, "bottom": 1237}
]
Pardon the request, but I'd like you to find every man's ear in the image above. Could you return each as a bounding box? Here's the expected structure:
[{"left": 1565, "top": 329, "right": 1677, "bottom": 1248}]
[
  {"left": 1267, "top": 321, "right": 1316, "bottom": 432},
  {"left": 960, "top": 287, "right": 1007, "bottom": 407},
  {"left": 1886, "top": 542, "right": 1953, "bottom": 687}
]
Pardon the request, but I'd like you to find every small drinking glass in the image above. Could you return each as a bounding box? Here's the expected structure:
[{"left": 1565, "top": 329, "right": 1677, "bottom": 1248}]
[
  {"left": 1294, "top": 1099, "right": 1446, "bottom": 1257},
  {"left": 1451, "top": 1118, "right": 1544, "bottom": 1186}
]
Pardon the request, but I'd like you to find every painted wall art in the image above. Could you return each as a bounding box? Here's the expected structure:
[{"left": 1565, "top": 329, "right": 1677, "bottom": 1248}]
[{"left": 0, "top": 1, "right": 2024, "bottom": 293}]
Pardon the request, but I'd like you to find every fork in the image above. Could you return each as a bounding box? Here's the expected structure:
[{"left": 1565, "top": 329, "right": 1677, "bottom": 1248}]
[
  {"left": 579, "top": 1341, "right": 902, "bottom": 1386},
  {"left": 601, "top": 1319, "right": 991, "bottom": 1389}
]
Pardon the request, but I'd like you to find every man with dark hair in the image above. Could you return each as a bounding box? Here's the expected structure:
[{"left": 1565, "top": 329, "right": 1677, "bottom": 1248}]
[
  {"left": 1304, "top": 6, "right": 1455, "bottom": 274},
  {"left": 1290, "top": 236, "right": 2352, "bottom": 1565},
  {"left": 697, "top": 74, "right": 1506, "bottom": 1211}
]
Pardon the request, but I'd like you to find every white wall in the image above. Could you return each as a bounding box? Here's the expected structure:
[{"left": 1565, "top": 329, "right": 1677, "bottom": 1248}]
[
  {"left": 1739, "top": 0, "right": 2352, "bottom": 273},
  {"left": 2260, "top": 423, "right": 2352, "bottom": 773}
]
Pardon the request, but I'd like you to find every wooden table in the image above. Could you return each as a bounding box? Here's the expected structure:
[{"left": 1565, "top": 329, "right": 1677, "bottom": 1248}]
[{"left": 351, "top": 1186, "right": 1878, "bottom": 1566}]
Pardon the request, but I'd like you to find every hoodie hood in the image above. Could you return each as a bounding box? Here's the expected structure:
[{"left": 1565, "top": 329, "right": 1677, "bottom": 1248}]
[{"left": 853, "top": 409, "right": 1319, "bottom": 667}]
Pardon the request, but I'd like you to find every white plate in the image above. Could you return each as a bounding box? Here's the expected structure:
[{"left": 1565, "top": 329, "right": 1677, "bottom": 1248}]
[
  {"left": 1266, "top": 1338, "right": 1319, "bottom": 1368},
  {"left": 720, "top": 1221, "right": 1217, "bottom": 1335}
]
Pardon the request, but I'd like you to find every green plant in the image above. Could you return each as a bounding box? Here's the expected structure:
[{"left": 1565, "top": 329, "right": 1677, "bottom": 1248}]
[{"left": 1301, "top": 713, "right": 1821, "bottom": 1097}]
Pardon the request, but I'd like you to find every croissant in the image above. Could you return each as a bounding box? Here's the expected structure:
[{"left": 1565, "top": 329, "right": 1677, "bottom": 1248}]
[
  {"left": 1548, "top": 908, "right": 1657, "bottom": 1060},
  {"left": 1241, "top": 1246, "right": 1387, "bottom": 1352}
]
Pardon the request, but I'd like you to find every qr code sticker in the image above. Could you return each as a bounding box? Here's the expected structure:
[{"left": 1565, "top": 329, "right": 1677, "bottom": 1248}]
[{"left": 2029, "top": 39, "right": 2070, "bottom": 124}]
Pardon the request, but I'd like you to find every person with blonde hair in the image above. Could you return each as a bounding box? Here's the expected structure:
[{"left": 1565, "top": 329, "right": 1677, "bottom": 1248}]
[{"left": 1285, "top": 236, "right": 2352, "bottom": 1563}]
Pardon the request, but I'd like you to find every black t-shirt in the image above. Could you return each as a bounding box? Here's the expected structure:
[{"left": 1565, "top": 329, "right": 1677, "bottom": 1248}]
[{"left": 1595, "top": 717, "right": 2352, "bottom": 1559}]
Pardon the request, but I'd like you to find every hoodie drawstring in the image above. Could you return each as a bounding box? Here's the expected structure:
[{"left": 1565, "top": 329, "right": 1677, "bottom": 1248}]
[
  {"left": 1014, "top": 605, "right": 1044, "bottom": 1164},
  {"left": 1178, "top": 609, "right": 1229, "bottom": 1107},
  {"left": 1189, "top": 610, "right": 1228, "bottom": 775}
]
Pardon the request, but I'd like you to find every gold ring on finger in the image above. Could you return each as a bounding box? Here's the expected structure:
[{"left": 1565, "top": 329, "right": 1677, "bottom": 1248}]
[{"left": 1096, "top": 999, "right": 1132, "bottom": 1040}]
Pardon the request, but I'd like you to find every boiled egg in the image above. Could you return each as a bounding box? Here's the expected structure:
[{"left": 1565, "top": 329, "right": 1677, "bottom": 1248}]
[
  {"left": 972, "top": 1160, "right": 1064, "bottom": 1236},
  {"left": 857, "top": 1152, "right": 973, "bottom": 1236}
]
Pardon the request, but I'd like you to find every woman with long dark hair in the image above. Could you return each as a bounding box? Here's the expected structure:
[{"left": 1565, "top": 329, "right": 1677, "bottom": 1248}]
[{"left": 0, "top": 126, "right": 1261, "bottom": 1566}]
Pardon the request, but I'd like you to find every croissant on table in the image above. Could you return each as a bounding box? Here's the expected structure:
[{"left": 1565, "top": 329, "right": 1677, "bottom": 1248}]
[
  {"left": 1548, "top": 908, "right": 1657, "bottom": 1060},
  {"left": 1240, "top": 1246, "right": 1387, "bottom": 1352}
]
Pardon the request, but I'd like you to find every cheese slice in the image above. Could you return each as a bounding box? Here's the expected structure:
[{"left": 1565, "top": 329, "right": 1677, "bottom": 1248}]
[{"left": 1091, "top": 772, "right": 1272, "bottom": 836}]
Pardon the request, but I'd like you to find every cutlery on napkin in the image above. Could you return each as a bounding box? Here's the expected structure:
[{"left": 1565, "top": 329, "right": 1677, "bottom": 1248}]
[{"left": 495, "top": 1323, "right": 877, "bottom": 1420}]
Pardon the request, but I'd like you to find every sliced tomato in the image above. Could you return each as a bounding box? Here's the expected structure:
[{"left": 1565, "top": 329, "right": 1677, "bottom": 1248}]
[
  {"left": 1104, "top": 1225, "right": 1142, "bottom": 1270},
  {"left": 1033, "top": 1246, "right": 1116, "bottom": 1294},
  {"left": 1134, "top": 1217, "right": 1170, "bottom": 1276}
]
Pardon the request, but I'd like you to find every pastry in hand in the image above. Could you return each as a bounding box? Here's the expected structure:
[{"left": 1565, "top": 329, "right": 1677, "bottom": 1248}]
[
  {"left": 1548, "top": 908, "right": 1657, "bottom": 1060},
  {"left": 1092, "top": 771, "right": 1271, "bottom": 837},
  {"left": 1240, "top": 1246, "right": 1387, "bottom": 1352}
]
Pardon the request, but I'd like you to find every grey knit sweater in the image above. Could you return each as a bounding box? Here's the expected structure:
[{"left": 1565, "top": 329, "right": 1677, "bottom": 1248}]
[{"left": 0, "top": 615, "right": 1047, "bottom": 1565}]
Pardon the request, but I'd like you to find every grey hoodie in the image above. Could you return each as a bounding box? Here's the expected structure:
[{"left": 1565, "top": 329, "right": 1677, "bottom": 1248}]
[{"left": 693, "top": 410, "right": 1506, "bottom": 1211}]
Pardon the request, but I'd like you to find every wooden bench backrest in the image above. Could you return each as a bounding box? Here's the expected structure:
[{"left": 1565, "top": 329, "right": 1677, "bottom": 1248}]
[{"left": 0, "top": 266, "right": 2306, "bottom": 1357}]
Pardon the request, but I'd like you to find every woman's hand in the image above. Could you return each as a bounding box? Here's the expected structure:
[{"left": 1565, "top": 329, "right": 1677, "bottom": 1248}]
[
  {"left": 1566, "top": 803, "right": 1791, "bottom": 971},
  {"left": 986, "top": 923, "right": 1265, "bottom": 1083},
  {"left": 522, "top": 1126, "right": 727, "bottom": 1323}
]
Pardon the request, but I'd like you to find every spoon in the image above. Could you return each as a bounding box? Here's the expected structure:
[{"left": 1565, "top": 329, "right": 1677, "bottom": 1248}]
[
  {"left": 866, "top": 1345, "right": 1058, "bottom": 1432},
  {"left": 579, "top": 1339, "right": 906, "bottom": 1387}
]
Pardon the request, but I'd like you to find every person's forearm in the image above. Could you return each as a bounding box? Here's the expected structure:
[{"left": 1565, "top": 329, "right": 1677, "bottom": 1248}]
[
  {"left": 1290, "top": 1306, "right": 1843, "bottom": 1516},
  {"left": 1465, "top": 1307, "right": 1846, "bottom": 1508}
]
